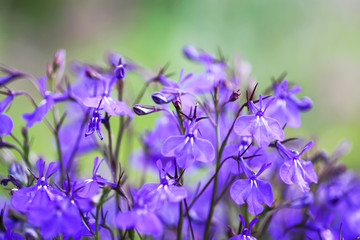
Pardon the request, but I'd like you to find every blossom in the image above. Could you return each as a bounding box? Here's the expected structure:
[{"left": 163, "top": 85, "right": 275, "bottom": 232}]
[
  {"left": 22, "top": 75, "right": 68, "bottom": 128},
  {"left": 230, "top": 162, "right": 274, "bottom": 215},
  {"left": 161, "top": 117, "right": 215, "bottom": 168},
  {"left": 85, "top": 108, "right": 104, "bottom": 140},
  {"left": 0, "top": 94, "right": 14, "bottom": 136},
  {"left": 229, "top": 215, "right": 258, "bottom": 240},
  {"left": 115, "top": 185, "right": 163, "bottom": 236},
  {"left": 234, "top": 94, "right": 284, "bottom": 148},
  {"left": 266, "top": 79, "right": 313, "bottom": 128},
  {"left": 276, "top": 141, "right": 318, "bottom": 192},
  {"left": 136, "top": 160, "right": 187, "bottom": 209},
  {"left": 82, "top": 67, "right": 134, "bottom": 118}
]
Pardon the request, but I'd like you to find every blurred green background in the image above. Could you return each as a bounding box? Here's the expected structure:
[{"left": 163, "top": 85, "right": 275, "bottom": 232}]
[{"left": 1, "top": 0, "right": 359, "bottom": 171}]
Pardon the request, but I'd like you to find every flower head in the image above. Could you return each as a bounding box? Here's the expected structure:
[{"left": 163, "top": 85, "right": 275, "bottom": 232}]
[
  {"left": 234, "top": 94, "right": 284, "bottom": 148},
  {"left": 230, "top": 162, "right": 274, "bottom": 215},
  {"left": 276, "top": 141, "right": 318, "bottom": 192}
]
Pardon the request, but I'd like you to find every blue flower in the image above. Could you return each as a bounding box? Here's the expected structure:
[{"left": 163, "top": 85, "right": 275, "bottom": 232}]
[
  {"left": 234, "top": 94, "right": 284, "bottom": 148},
  {"left": 276, "top": 141, "right": 318, "bottom": 192},
  {"left": 162, "top": 118, "right": 215, "bottom": 168},
  {"left": 230, "top": 162, "right": 274, "bottom": 215}
]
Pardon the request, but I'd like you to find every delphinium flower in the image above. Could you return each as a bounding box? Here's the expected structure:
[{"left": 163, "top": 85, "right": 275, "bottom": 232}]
[
  {"left": 230, "top": 162, "right": 274, "bottom": 215},
  {"left": 161, "top": 109, "right": 215, "bottom": 169},
  {"left": 229, "top": 215, "right": 258, "bottom": 240},
  {"left": 276, "top": 140, "right": 318, "bottom": 192},
  {"left": 234, "top": 94, "right": 284, "bottom": 148},
  {"left": 22, "top": 75, "right": 68, "bottom": 128},
  {"left": 266, "top": 79, "right": 313, "bottom": 128}
]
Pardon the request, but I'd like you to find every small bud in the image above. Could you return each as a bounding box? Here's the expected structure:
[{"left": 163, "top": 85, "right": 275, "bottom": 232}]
[
  {"left": 229, "top": 89, "right": 241, "bottom": 102},
  {"left": 297, "top": 96, "right": 313, "bottom": 111},
  {"left": 183, "top": 45, "right": 200, "bottom": 61},
  {"left": 152, "top": 92, "right": 173, "bottom": 104},
  {"left": 54, "top": 49, "right": 66, "bottom": 68},
  {"left": 114, "top": 64, "right": 126, "bottom": 80},
  {"left": 133, "top": 104, "right": 161, "bottom": 116}
]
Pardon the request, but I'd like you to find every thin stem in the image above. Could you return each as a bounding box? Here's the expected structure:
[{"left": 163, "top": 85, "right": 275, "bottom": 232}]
[
  {"left": 66, "top": 111, "right": 90, "bottom": 172},
  {"left": 203, "top": 108, "right": 220, "bottom": 239},
  {"left": 184, "top": 199, "right": 195, "bottom": 240}
]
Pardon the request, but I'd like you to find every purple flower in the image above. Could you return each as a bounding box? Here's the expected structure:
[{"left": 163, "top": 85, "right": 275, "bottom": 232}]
[
  {"left": 115, "top": 207, "right": 163, "bottom": 236},
  {"left": 276, "top": 141, "right": 318, "bottom": 192},
  {"left": 136, "top": 160, "right": 187, "bottom": 210},
  {"left": 229, "top": 215, "right": 258, "bottom": 240},
  {"left": 22, "top": 75, "right": 68, "bottom": 128},
  {"left": 0, "top": 113, "right": 13, "bottom": 137},
  {"left": 161, "top": 118, "right": 215, "bottom": 168},
  {"left": 234, "top": 94, "right": 284, "bottom": 148},
  {"left": 115, "top": 186, "right": 163, "bottom": 236},
  {"left": 82, "top": 68, "right": 134, "bottom": 118},
  {"left": 83, "top": 95, "right": 134, "bottom": 118},
  {"left": 0, "top": 94, "right": 14, "bottom": 136},
  {"left": 230, "top": 162, "right": 274, "bottom": 215},
  {"left": 151, "top": 68, "right": 192, "bottom": 105},
  {"left": 11, "top": 159, "right": 60, "bottom": 213},
  {"left": 85, "top": 108, "right": 104, "bottom": 140},
  {"left": 266, "top": 79, "right": 313, "bottom": 128}
]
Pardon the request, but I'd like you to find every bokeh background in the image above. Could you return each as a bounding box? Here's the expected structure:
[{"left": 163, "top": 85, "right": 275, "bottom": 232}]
[{"left": 1, "top": 0, "right": 360, "bottom": 171}]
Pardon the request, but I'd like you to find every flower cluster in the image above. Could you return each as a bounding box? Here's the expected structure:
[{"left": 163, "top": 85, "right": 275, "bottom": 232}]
[{"left": 0, "top": 46, "right": 358, "bottom": 240}]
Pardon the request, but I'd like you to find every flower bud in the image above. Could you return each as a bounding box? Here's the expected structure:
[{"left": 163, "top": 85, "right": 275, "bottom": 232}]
[
  {"left": 152, "top": 92, "right": 173, "bottom": 104},
  {"left": 54, "top": 49, "right": 66, "bottom": 68},
  {"left": 133, "top": 104, "right": 161, "bottom": 116},
  {"left": 229, "top": 89, "right": 241, "bottom": 102},
  {"left": 183, "top": 45, "right": 200, "bottom": 61}
]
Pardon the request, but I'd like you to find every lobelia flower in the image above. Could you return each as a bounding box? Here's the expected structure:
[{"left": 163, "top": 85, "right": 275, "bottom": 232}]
[
  {"left": 229, "top": 215, "right": 258, "bottom": 240},
  {"left": 136, "top": 160, "right": 187, "bottom": 209},
  {"left": 11, "top": 159, "right": 60, "bottom": 213},
  {"left": 82, "top": 66, "right": 134, "bottom": 118},
  {"left": 22, "top": 75, "right": 68, "bottom": 128},
  {"left": 151, "top": 68, "right": 192, "bottom": 105},
  {"left": 266, "top": 79, "right": 313, "bottom": 128},
  {"left": 85, "top": 107, "right": 104, "bottom": 140},
  {"left": 0, "top": 93, "right": 14, "bottom": 136},
  {"left": 182, "top": 45, "right": 227, "bottom": 93},
  {"left": 230, "top": 162, "right": 274, "bottom": 215},
  {"left": 64, "top": 157, "right": 107, "bottom": 213},
  {"left": 234, "top": 94, "right": 284, "bottom": 148},
  {"left": 161, "top": 112, "right": 215, "bottom": 169},
  {"left": 115, "top": 189, "right": 163, "bottom": 236},
  {"left": 276, "top": 141, "right": 318, "bottom": 192}
]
